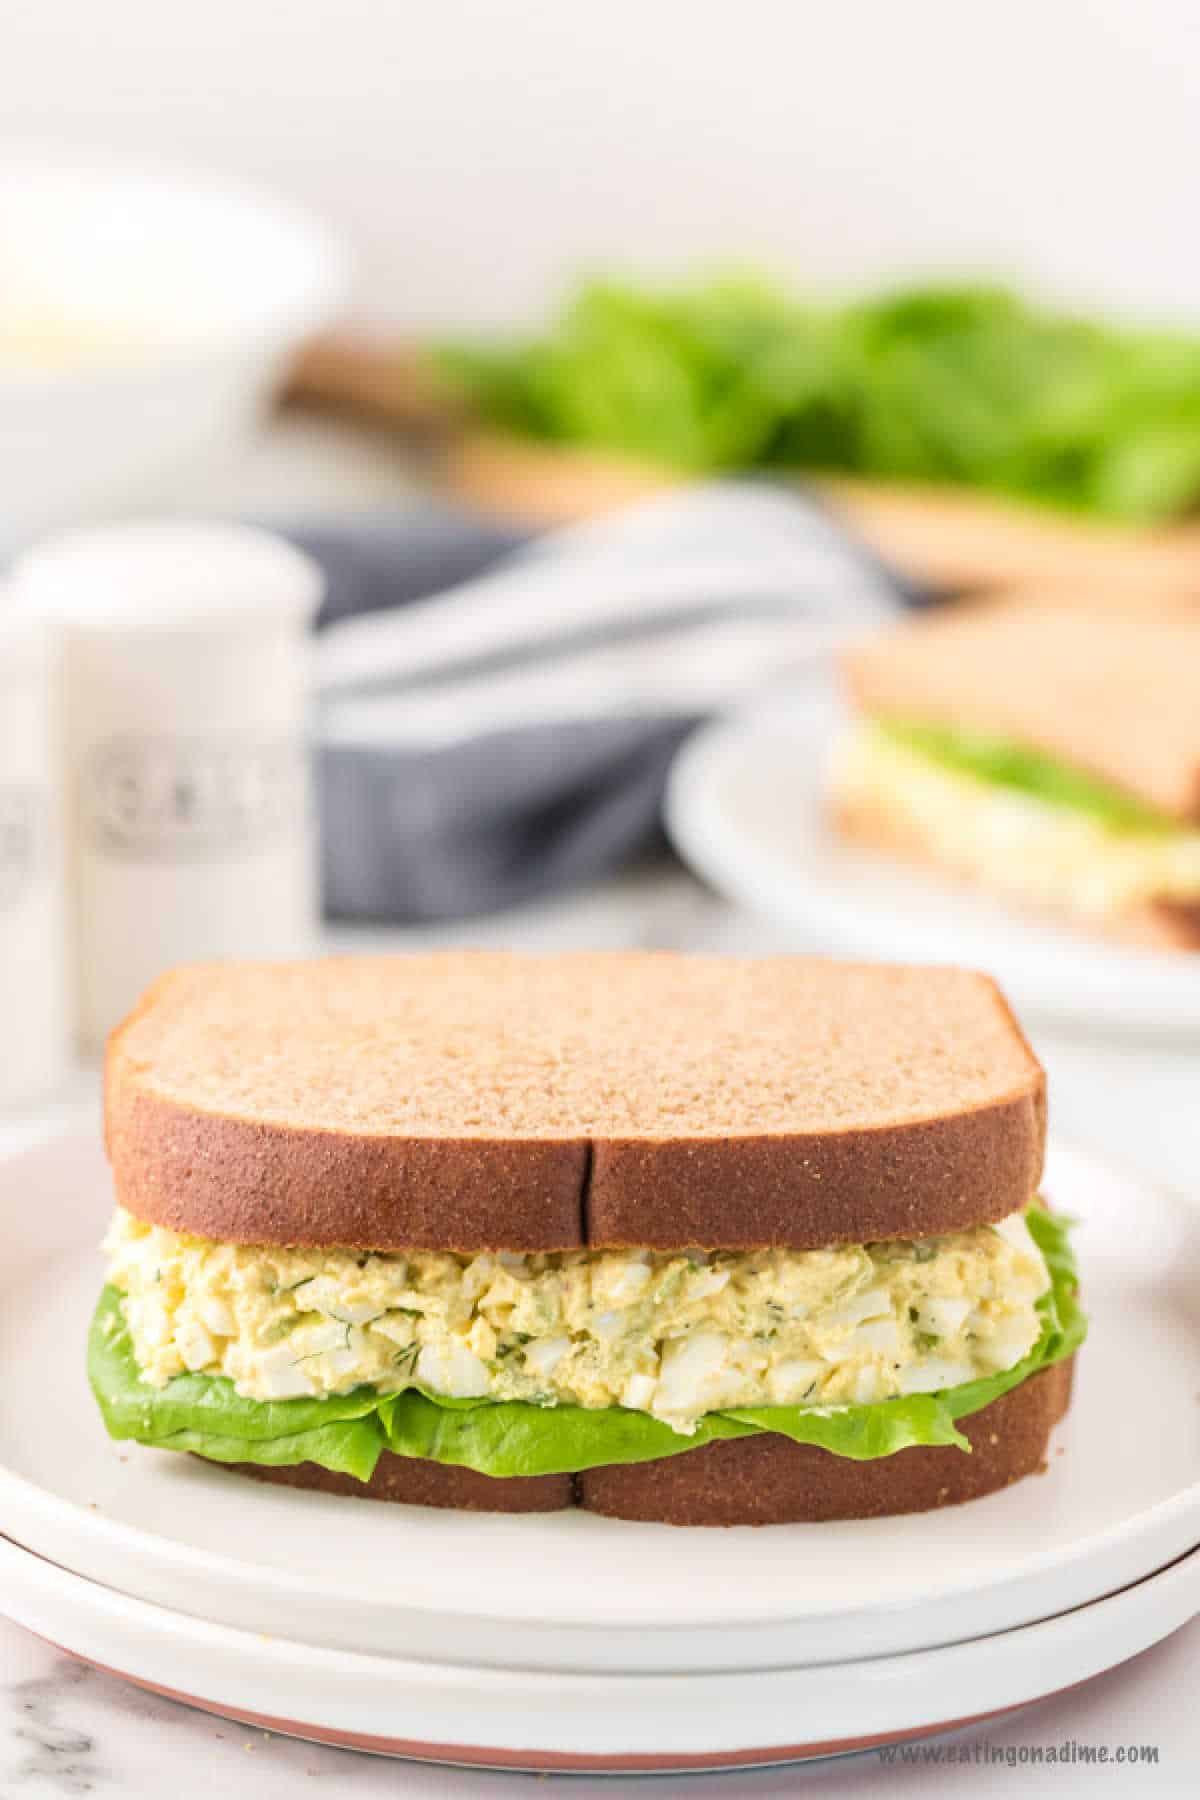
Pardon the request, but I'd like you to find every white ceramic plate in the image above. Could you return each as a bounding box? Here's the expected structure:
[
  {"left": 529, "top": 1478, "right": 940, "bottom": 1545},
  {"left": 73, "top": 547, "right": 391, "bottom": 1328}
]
[
  {"left": 3, "top": 1532, "right": 1198, "bottom": 1772},
  {"left": 665, "top": 683, "right": 1200, "bottom": 1035},
  {"left": 1, "top": 1128, "right": 1198, "bottom": 1673}
]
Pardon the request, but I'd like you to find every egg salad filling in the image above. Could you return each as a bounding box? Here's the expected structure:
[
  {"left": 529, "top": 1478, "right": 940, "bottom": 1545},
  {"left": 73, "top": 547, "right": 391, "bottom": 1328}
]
[
  {"left": 833, "top": 720, "right": 1200, "bottom": 918},
  {"left": 103, "top": 1205, "right": 1051, "bottom": 1436}
]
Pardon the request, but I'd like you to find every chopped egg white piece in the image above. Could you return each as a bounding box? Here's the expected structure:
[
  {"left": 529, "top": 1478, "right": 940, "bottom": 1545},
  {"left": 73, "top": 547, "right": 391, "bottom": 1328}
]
[
  {"left": 103, "top": 1205, "right": 1051, "bottom": 1435},
  {"left": 832, "top": 723, "right": 1200, "bottom": 916}
]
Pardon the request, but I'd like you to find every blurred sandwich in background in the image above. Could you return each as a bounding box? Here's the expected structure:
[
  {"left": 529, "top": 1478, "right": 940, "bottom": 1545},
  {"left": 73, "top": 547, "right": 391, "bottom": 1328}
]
[{"left": 832, "top": 604, "right": 1200, "bottom": 951}]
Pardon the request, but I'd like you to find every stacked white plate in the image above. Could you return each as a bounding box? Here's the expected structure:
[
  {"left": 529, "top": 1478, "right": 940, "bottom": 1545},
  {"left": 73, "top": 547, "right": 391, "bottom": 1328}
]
[{"left": 2, "top": 1129, "right": 1198, "bottom": 1771}]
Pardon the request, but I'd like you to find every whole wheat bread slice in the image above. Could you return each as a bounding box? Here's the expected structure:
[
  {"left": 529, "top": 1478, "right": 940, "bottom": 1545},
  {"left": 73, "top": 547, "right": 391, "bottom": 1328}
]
[
  {"left": 226, "top": 1457, "right": 572, "bottom": 1514},
  {"left": 211, "top": 1356, "right": 1073, "bottom": 1525},
  {"left": 105, "top": 952, "right": 1045, "bottom": 1251},
  {"left": 841, "top": 601, "right": 1200, "bottom": 824},
  {"left": 579, "top": 1355, "right": 1074, "bottom": 1525}
]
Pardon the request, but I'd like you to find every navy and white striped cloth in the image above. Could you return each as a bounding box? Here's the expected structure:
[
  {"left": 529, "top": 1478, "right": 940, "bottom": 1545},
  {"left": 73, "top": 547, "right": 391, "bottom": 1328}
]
[{"left": 292, "top": 483, "right": 914, "bottom": 921}]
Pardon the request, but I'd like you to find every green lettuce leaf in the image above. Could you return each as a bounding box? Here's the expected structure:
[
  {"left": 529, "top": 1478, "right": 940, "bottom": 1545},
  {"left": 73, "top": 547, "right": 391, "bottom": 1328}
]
[
  {"left": 88, "top": 1293, "right": 398, "bottom": 1480},
  {"left": 380, "top": 1386, "right": 972, "bottom": 1476},
  {"left": 437, "top": 275, "right": 1200, "bottom": 522},
  {"left": 88, "top": 1205, "right": 1084, "bottom": 1483},
  {"left": 134, "top": 1422, "right": 389, "bottom": 1481},
  {"left": 876, "top": 718, "right": 1172, "bottom": 833}
]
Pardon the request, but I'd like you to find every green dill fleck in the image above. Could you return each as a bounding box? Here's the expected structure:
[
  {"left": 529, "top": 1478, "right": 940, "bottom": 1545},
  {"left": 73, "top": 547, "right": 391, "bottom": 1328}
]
[
  {"left": 653, "top": 1268, "right": 685, "bottom": 1303},
  {"left": 915, "top": 1331, "right": 940, "bottom": 1352}
]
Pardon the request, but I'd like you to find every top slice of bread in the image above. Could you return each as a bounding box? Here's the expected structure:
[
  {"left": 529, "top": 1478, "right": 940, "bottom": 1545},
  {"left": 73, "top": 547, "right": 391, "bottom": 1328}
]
[
  {"left": 841, "top": 601, "right": 1200, "bottom": 824},
  {"left": 105, "top": 952, "right": 1045, "bottom": 1251}
]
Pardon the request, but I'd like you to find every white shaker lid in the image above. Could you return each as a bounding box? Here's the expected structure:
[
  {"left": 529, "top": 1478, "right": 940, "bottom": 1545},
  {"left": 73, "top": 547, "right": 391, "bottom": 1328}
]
[{"left": 8, "top": 520, "right": 324, "bottom": 636}]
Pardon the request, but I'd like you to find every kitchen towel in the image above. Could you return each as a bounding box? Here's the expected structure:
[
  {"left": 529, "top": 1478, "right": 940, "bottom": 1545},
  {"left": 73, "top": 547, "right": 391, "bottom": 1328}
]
[{"left": 294, "top": 481, "right": 915, "bottom": 921}]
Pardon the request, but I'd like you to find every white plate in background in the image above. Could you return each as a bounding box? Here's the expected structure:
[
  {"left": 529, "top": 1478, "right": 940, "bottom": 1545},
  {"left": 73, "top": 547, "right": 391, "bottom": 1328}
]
[
  {"left": 0, "top": 1128, "right": 1197, "bottom": 1670},
  {"left": 665, "top": 683, "right": 1200, "bottom": 1035}
]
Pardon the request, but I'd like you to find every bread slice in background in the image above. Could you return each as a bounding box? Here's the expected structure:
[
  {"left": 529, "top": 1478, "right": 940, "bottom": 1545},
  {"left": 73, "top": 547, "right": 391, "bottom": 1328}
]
[
  {"left": 105, "top": 953, "right": 1045, "bottom": 1252},
  {"left": 841, "top": 602, "right": 1200, "bottom": 823}
]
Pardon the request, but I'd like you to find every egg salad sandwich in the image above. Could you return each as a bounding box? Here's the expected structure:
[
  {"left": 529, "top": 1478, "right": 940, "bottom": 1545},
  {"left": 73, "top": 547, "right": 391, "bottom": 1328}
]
[
  {"left": 89, "top": 953, "right": 1084, "bottom": 1525},
  {"left": 833, "top": 602, "right": 1200, "bottom": 950}
]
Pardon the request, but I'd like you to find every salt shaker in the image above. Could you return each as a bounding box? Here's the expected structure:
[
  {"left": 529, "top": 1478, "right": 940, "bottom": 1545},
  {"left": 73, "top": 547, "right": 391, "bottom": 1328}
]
[
  {"left": 0, "top": 599, "right": 70, "bottom": 1104},
  {"left": 11, "top": 522, "right": 324, "bottom": 1050}
]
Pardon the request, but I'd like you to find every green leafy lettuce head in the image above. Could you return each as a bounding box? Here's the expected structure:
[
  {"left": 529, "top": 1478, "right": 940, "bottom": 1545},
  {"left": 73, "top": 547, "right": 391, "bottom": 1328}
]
[{"left": 437, "top": 275, "right": 1200, "bottom": 522}]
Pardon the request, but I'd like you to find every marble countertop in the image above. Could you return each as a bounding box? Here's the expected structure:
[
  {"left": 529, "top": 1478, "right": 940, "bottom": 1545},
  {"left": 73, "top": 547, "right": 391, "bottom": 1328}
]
[
  {"left": 1, "top": 1616, "right": 1196, "bottom": 1798},
  {"left": 4, "top": 422, "right": 1199, "bottom": 1794}
]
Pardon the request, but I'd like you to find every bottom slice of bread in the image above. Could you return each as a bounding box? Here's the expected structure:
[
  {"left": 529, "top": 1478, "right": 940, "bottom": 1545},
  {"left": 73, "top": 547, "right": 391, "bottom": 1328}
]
[
  {"left": 833, "top": 795, "right": 1200, "bottom": 954},
  {"left": 225, "top": 1455, "right": 573, "bottom": 1513},
  {"left": 581, "top": 1358, "right": 1073, "bottom": 1525},
  {"left": 218, "top": 1358, "right": 1073, "bottom": 1526}
]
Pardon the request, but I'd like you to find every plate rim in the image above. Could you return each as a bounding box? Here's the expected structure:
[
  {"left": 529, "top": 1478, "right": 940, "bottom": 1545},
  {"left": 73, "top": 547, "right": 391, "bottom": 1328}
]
[{"left": 2, "top": 1531, "right": 1198, "bottom": 1767}]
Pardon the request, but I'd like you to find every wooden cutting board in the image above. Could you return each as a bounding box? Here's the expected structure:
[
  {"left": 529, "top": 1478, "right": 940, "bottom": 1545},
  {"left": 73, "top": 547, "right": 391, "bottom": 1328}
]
[{"left": 288, "top": 335, "right": 1200, "bottom": 606}]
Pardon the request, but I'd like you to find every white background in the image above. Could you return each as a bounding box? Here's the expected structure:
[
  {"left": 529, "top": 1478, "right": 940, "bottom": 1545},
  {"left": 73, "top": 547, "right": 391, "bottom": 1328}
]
[{"left": 3, "top": 0, "right": 1198, "bottom": 328}]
